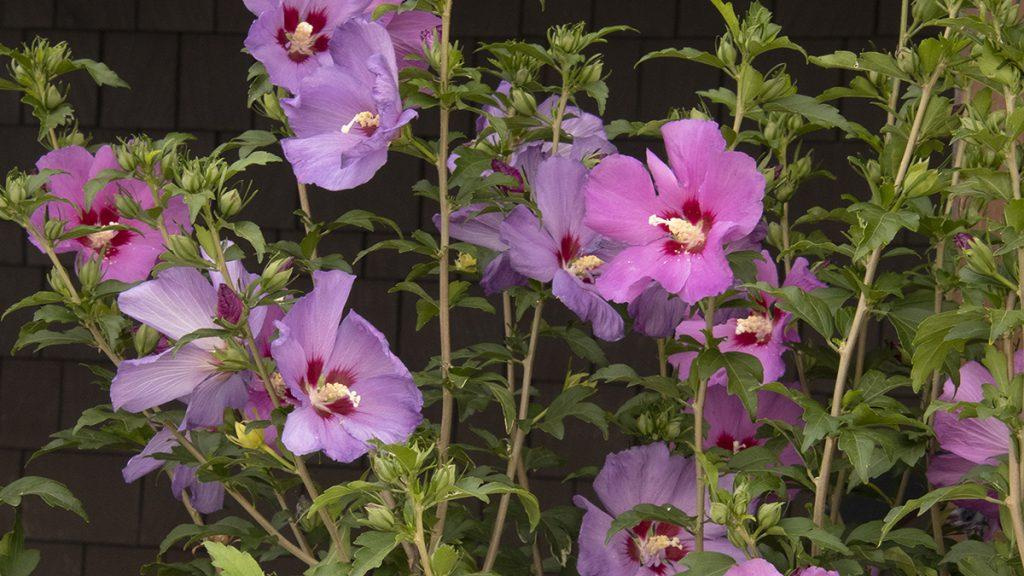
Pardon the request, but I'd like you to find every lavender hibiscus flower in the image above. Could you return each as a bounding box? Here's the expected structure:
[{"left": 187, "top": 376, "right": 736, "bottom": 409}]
[
  {"left": 500, "top": 156, "right": 624, "bottom": 341},
  {"left": 364, "top": 0, "right": 440, "bottom": 69},
  {"left": 271, "top": 270, "right": 422, "bottom": 462},
  {"left": 111, "top": 266, "right": 261, "bottom": 429},
  {"left": 584, "top": 119, "right": 765, "bottom": 304},
  {"left": 244, "top": 0, "right": 372, "bottom": 92},
  {"left": 574, "top": 443, "right": 742, "bottom": 576},
  {"left": 926, "top": 359, "right": 1021, "bottom": 538},
  {"left": 628, "top": 283, "right": 689, "bottom": 339},
  {"left": 281, "top": 18, "right": 417, "bottom": 191},
  {"left": 433, "top": 204, "right": 526, "bottom": 295},
  {"left": 30, "top": 146, "right": 189, "bottom": 283},
  {"left": 122, "top": 428, "right": 224, "bottom": 514}
]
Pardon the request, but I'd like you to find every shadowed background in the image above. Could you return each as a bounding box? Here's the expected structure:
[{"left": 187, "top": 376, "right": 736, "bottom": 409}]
[{"left": 0, "top": 1, "right": 900, "bottom": 574}]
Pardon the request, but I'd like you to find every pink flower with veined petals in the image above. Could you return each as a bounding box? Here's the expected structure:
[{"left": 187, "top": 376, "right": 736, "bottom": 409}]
[
  {"left": 574, "top": 443, "right": 743, "bottom": 576},
  {"left": 584, "top": 119, "right": 765, "bottom": 305},
  {"left": 29, "top": 146, "right": 190, "bottom": 283},
  {"left": 271, "top": 270, "right": 422, "bottom": 462}
]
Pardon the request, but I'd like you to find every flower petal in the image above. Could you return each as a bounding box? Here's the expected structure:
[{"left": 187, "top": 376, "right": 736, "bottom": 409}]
[
  {"left": 111, "top": 346, "right": 219, "bottom": 413},
  {"left": 118, "top": 267, "right": 217, "bottom": 341}
]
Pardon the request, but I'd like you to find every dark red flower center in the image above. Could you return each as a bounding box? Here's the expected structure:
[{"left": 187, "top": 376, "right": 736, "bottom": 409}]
[
  {"left": 715, "top": 432, "right": 759, "bottom": 453},
  {"left": 303, "top": 358, "right": 360, "bottom": 417},
  {"left": 625, "top": 520, "right": 689, "bottom": 573},
  {"left": 656, "top": 199, "right": 714, "bottom": 256},
  {"left": 75, "top": 204, "right": 133, "bottom": 258},
  {"left": 276, "top": 6, "right": 330, "bottom": 63}
]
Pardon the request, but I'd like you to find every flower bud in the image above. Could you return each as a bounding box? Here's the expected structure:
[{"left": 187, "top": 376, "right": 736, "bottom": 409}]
[
  {"left": 716, "top": 39, "right": 737, "bottom": 68},
  {"left": 77, "top": 257, "right": 102, "bottom": 290},
  {"left": 756, "top": 502, "right": 783, "bottom": 529},
  {"left": 364, "top": 503, "right": 396, "bottom": 531},
  {"left": 453, "top": 252, "right": 477, "bottom": 273},
  {"left": 509, "top": 88, "right": 537, "bottom": 117},
  {"left": 218, "top": 188, "right": 243, "bottom": 218},
  {"left": 115, "top": 193, "right": 143, "bottom": 221},
  {"left": 709, "top": 502, "right": 729, "bottom": 525},
  {"left": 43, "top": 219, "right": 66, "bottom": 244},
  {"left": 167, "top": 234, "right": 201, "bottom": 261},
  {"left": 42, "top": 84, "right": 64, "bottom": 110},
  {"left": 133, "top": 324, "right": 161, "bottom": 357},
  {"left": 578, "top": 60, "right": 603, "bottom": 86},
  {"left": 231, "top": 421, "right": 266, "bottom": 450}
]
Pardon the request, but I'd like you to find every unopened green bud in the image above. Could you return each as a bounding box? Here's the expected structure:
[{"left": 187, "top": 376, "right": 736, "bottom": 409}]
[
  {"left": 44, "top": 219, "right": 65, "bottom": 243},
  {"left": 688, "top": 108, "right": 711, "bottom": 121},
  {"left": 115, "top": 193, "right": 142, "bottom": 220},
  {"left": 896, "top": 47, "right": 918, "bottom": 76},
  {"left": 371, "top": 452, "right": 404, "bottom": 485},
  {"left": 364, "top": 503, "right": 396, "bottom": 531},
  {"left": 509, "top": 88, "right": 537, "bottom": 117},
  {"left": 218, "top": 188, "right": 243, "bottom": 218},
  {"left": 716, "top": 39, "right": 737, "bottom": 68},
  {"left": 133, "top": 324, "right": 161, "bottom": 357},
  {"left": 579, "top": 61, "right": 603, "bottom": 85},
  {"left": 42, "top": 84, "right": 64, "bottom": 110},
  {"left": 709, "top": 502, "right": 729, "bottom": 525},
  {"left": 756, "top": 502, "right": 783, "bottom": 529},
  {"left": 77, "top": 257, "right": 102, "bottom": 290},
  {"left": 167, "top": 234, "right": 201, "bottom": 261}
]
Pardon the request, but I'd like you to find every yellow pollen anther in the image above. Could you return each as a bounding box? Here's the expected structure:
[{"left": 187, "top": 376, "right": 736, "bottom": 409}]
[
  {"left": 637, "top": 534, "right": 681, "bottom": 565},
  {"left": 287, "top": 21, "right": 316, "bottom": 56},
  {"left": 567, "top": 254, "right": 604, "bottom": 278},
  {"left": 648, "top": 215, "right": 706, "bottom": 249},
  {"left": 342, "top": 111, "right": 381, "bottom": 134},
  {"left": 735, "top": 313, "right": 774, "bottom": 342},
  {"left": 313, "top": 381, "right": 362, "bottom": 409},
  {"left": 86, "top": 221, "right": 119, "bottom": 249},
  {"left": 732, "top": 439, "right": 747, "bottom": 453}
]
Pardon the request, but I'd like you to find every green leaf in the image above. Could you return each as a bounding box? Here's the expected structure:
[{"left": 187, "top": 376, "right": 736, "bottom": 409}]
[
  {"left": 203, "top": 542, "right": 264, "bottom": 576},
  {"left": 228, "top": 221, "right": 266, "bottom": 261},
  {"left": 637, "top": 47, "right": 724, "bottom": 69},
  {"left": 849, "top": 204, "right": 919, "bottom": 262},
  {"left": 305, "top": 480, "right": 381, "bottom": 519},
  {"left": 606, "top": 503, "right": 694, "bottom": 544},
  {"left": 73, "top": 58, "right": 130, "bottom": 88},
  {"left": 763, "top": 94, "right": 849, "bottom": 130},
  {"left": 226, "top": 151, "right": 281, "bottom": 176},
  {"left": 776, "top": 517, "right": 851, "bottom": 554},
  {"left": 0, "top": 514, "right": 40, "bottom": 576},
  {"left": 0, "top": 476, "right": 87, "bottom": 520},
  {"left": 674, "top": 552, "right": 736, "bottom": 576},
  {"left": 431, "top": 544, "right": 459, "bottom": 576},
  {"left": 910, "top": 308, "right": 986, "bottom": 391},
  {"left": 768, "top": 285, "right": 835, "bottom": 340},
  {"left": 350, "top": 531, "right": 399, "bottom": 576},
  {"left": 881, "top": 484, "right": 994, "bottom": 542},
  {"left": 484, "top": 382, "right": 517, "bottom": 433},
  {"left": 709, "top": 0, "right": 741, "bottom": 37},
  {"left": 838, "top": 428, "right": 877, "bottom": 482}
]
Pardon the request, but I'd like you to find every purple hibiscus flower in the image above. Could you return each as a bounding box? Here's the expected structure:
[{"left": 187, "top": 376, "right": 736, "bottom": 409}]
[
  {"left": 364, "top": 0, "right": 440, "bottom": 69},
  {"left": 433, "top": 204, "right": 527, "bottom": 296},
  {"left": 281, "top": 18, "right": 417, "bottom": 191},
  {"left": 122, "top": 428, "right": 224, "bottom": 514},
  {"left": 702, "top": 384, "right": 804, "bottom": 466},
  {"left": 584, "top": 119, "right": 765, "bottom": 304},
  {"left": 29, "top": 146, "right": 190, "bottom": 283},
  {"left": 574, "top": 443, "right": 743, "bottom": 576},
  {"left": 926, "top": 359, "right": 1023, "bottom": 538},
  {"left": 725, "top": 559, "right": 838, "bottom": 576},
  {"left": 670, "top": 310, "right": 788, "bottom": 389},
  {"left": 111, "top": 266, "right": 262, "bottom": 429},
  {"left": 499, "top": 156, "right": 624, "bottom": 341},
  {"left": 244, "top": 0, "right": 372, "bottom": 92},
  {"left": 270, "top": 270, "right": 422, "bottom": 462}
]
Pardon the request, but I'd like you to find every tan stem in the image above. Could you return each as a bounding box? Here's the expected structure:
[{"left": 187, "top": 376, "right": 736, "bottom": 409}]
[
  {"left": 275, "top": 489, "right": 314, "bottom": 559},
  {"left": 180, "top": 491, "right": 205, "bottom": 526},
  {"left": 515, "top": 461, "right": 545, "bottom": 576},
  {"left": 382, "top": 490, "right": 420, "bottom": 571},
  {"left": 693, "top": 300, "right": 716, "bottom": 552},
  {"left": 431, "top": 0, "right": 456, "bottom": 549},
  {"left": 550, "top": 81, "right": 570, "bottom": 155},
  {"left": 657, "top": 338, "right": 668, "bottom": 378},
  {"left": 1008, "top": 434, "right": 1024, "bottom": 571},
  {"left": 414, "top": 505, "right": 436, "bottom": 576},
  {"left": 482, "top": 302, "right": 544, "bottom": 571}
]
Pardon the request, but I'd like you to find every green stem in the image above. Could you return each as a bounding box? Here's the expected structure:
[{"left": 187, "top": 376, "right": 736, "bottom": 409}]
[
  {"left": 693, "top": 298, "right": 716, "bottom": 553},
  {"left": 414, "top": 504, "right": 436, "bottom": 576}
]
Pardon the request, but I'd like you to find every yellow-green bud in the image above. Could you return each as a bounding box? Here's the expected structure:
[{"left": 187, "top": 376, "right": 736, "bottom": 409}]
[
  {"left": 133, "top": 324, "right": 161, "bottom": 357},
  {"left": 756, "top": 502, "right": 783, "bottom": 529},
  {"left": 231, "top": 421, "right": 266, "bottom": 450},
  {"left": 709, "top": 502, "right": 730, "bottom": 525},
  {"left": 364, "top": 503, "right": 396, "bottom": 531},
  {"left": 218, "top": 188, "right": 243, "bottom": 218}
]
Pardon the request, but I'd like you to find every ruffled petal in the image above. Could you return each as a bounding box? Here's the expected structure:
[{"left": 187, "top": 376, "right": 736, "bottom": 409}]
[
  {"left": 111, "top": 346, "right": 219, "bottom": 413},
  {"left": 326, "top": 311, "right": 410, "bottom": 381},
  {"left": 342, "top": 373, "right": 423, "bottom": 445},
  {"left": 584, "top": 155, "right": 663, "bottom": 246},
  {"left": 501, "top": 205, "right": 560, "bottom": 282},
  {"left": 118, "top": 267, "right": 217, "bottom": 341},
  {"left": 552, "top": 269, "right": 624, "bottom": 341}
]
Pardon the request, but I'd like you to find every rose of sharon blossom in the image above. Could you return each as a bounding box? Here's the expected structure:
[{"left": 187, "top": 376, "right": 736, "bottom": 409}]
[
  {"left": 671, "top": 311, "right": 787, "bottom": 389},
  {"left": 30, "top": 146, "right": 189, "bottom": 283},
  {"left": 271, "top": 270, "right": 422, "bottom": 462},
  {"left": 122, "top": 428, "right": 224, "bottom": 514},
  {"left": 584, "top": 119, "right": 765, "bottom": 304},
  {"left": 244, "top": 0, "right": 372, "bottom": 92},
  {"left": 281, "top": 19, "right": 417, "bottom": 191},
  {"left": 702, "top": 385, "right": 804, "bottom": 466},
  {"left": 111, "top": 266, "right": 265, "bottom": 429},
  {"left": 364, "top": 0, "right": 440, "bottom": 69},
  {"left": 500, "top": 157, "right": 624, "bottom": 341},
  {"left": 725, "top": 559, "right": 838, "bottom": 576},
  {"left": 574, "top": 443, "right": 742, "bottom": 576},
  {"left": 927, "top": 358, "right": 1023, "bottom": 537},
  {"left": 433, "top": 204, "right": 526, "bottom": 296}
]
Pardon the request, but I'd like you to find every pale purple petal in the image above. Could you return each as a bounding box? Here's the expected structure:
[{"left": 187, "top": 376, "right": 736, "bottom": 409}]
[
  {"left": 574, "top": 496, "right": 641, "bottom": 576},
  {"left": 118, "top": 267, "right": 217, "bottom": 341},
  {"left": 111, "top": 346, "right": 219, "bottom": 413},
  {"left": 593, "top": 443, "right": 692, "bottom": 516},
  {"left": 342, "top": 374, "right": 423, "bottom": 445},
  {"left": 553, "top": 269, "right": 624, "bottom": 342},
  {"left": 480, "top": 252, "right": 527, "bottom": 295},
  {"left": 277, "top": 269, "right": 355, "bottom": 365},
  {"left": 534, "top": 156, "right": 590, "bottom": 242},
  {"left": 725, "top": 559, "right": 783, "bottom": 576},
  {"left": 501, "top": 205, "right": 560, "bottom": 282},
  {"left": 122, "top": 428, "right": 176, "bottom": 483},
  {"left": 628, "top": 283, "right": 688, "bottom": 339},
  {"left": 182, "top": 374, "right": 249, "bottom": 429},
  {"left": 326, "top": 312, "right": 410, "bottom": 381}
]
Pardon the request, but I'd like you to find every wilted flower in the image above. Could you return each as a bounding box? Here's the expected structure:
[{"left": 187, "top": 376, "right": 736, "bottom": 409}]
[
  {"left": 500, "top": 156, "right": 624, "bottom": 341},
  {"left": 271, "top": 270, "right": 422, "bottom": 462},
  {"left": 29, "top": 146, "right": 190, "bottom": 283},
  {"left": 574, "top": 443, "right": 742, "bottom": 576},
  {"left": 281, "top": 19, "right": 417, "bottom": 190},
  {"left": 244, "top": 0, "right": 372, "bottom": 92},
  {"left": 584, "top": 119, "right": 765, "bottom": 304},
  {"left": 122, "top": 428, "right": 224, "bottom": 514}
]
